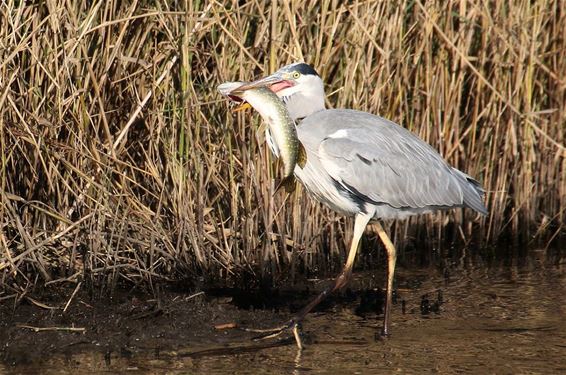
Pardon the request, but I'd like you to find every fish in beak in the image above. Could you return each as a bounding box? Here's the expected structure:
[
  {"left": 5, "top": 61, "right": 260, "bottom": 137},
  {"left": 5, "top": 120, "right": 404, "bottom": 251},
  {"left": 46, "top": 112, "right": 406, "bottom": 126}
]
[{"left": 218, "top": 71, "right": 296, "bottom": 112}]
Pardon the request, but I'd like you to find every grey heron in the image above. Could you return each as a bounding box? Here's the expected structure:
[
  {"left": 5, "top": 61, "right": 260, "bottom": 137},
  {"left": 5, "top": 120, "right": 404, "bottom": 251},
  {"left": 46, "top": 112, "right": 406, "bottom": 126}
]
[{"left": 228, "top": 62, "right": 488, "bottom": 348}]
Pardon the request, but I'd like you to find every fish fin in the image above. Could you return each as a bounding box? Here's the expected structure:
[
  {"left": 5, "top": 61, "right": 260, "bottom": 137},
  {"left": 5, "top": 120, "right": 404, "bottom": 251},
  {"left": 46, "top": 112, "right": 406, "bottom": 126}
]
[
  {"left": 297, "top": 142, "right": 307, "bottom": 169},
  {"left": 274, "top": 176, "right": 296, "bottom": 195},
  {"left": 232, "top": 102, "right": 251, "bottom": 112}
]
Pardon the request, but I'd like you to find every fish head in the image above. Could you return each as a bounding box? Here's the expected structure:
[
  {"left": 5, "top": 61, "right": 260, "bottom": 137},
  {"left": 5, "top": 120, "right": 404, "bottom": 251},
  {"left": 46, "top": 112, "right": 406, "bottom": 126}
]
[{"left": 217, "top": 81, "right": 253, "bottom": 112}]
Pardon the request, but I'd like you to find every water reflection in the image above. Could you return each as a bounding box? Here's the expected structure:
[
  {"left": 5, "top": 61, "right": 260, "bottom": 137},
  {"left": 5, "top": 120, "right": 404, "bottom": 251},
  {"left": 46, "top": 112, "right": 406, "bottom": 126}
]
[{"left": 2, "top": 247, "right": 565, "bottom": 374}]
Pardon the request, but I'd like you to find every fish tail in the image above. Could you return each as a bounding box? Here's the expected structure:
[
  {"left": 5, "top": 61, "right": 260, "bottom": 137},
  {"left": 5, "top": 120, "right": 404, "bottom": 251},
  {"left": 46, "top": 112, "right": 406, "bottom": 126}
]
[{"left": 274, "top": 176, "right": 296, "bottom": 195}]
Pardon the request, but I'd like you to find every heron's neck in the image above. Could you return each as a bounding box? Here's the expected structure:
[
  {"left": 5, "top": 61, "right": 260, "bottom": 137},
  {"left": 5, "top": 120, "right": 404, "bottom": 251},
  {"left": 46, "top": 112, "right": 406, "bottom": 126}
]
[{"left": 283, "top": 90, "right": 326, "bottom": 121}]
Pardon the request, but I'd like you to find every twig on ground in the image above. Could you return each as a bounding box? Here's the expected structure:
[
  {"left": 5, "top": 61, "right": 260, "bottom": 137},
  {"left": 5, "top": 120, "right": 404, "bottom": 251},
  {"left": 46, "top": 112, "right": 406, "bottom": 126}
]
[{"left": 17, "top": 325, "right": 86, "bottom": 333}]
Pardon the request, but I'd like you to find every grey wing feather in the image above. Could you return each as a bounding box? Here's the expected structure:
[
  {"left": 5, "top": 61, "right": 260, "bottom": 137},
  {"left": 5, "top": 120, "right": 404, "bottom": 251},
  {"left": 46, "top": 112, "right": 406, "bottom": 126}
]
[{"left": 303, "top": 109, "right": 487, "bottom": 213}]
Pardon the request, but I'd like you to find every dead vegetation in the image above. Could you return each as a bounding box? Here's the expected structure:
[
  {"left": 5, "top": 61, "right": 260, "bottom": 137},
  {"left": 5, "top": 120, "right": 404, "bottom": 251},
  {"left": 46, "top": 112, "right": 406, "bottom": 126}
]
[{"left": 0, "top": 1, "right": 564, "bottom": 292}]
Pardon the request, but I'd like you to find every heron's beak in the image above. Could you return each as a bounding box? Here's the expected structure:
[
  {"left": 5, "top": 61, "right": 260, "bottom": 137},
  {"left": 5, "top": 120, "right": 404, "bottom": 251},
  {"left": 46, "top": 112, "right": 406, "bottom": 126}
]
[
  {"left": 233, "top": 73, "right": 286, "bottom": 93},
  {"left": 256, "top": 73, "right": 295, "bottom": 94},
  {"left": 228, "top": 73, "right": 286, "bottom": 112}
]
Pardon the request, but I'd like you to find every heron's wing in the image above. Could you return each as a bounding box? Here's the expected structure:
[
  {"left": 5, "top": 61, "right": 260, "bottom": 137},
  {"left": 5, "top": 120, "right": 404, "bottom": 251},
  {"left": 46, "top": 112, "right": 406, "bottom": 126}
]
[{"left": 317, "top": 127, "right": 464, "bottom": 209}]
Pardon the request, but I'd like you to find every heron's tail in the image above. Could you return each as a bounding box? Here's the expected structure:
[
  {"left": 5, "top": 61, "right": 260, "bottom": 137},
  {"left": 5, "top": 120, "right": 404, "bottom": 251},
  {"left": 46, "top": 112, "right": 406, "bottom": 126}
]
[{"left": 452, "top": 168, "right": 489, "bottom": 216}]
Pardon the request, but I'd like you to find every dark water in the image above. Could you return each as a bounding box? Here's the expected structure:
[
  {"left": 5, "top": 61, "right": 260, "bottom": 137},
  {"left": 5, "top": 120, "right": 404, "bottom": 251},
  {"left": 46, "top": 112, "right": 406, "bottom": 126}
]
[{"left": 3, "top": 247, "right": 566, "bottom": 374}]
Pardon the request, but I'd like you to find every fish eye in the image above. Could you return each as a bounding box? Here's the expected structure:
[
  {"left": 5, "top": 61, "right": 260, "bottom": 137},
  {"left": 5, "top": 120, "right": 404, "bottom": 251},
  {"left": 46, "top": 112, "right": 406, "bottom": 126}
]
[{"left": 292, "top": 71, "right": 301, "bottom": 79}]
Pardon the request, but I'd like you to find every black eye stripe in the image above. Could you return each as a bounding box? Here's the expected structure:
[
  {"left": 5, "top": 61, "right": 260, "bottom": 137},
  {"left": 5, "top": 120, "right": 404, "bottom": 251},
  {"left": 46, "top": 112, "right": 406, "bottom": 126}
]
[{"left": 292, "top": 63, "right": 319, "bottom": 77}]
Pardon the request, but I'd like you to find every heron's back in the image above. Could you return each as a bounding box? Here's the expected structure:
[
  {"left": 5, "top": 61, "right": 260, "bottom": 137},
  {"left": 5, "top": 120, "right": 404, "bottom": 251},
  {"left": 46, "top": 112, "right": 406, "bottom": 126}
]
[{"left": 294, "top": 109, "right": 488, "bottom": 219}]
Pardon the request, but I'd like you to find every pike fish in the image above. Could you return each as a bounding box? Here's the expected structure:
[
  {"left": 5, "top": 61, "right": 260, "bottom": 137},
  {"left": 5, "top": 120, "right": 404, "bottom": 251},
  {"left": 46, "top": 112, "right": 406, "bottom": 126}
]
[{"left": 218, "top": 81, "right": 307, "bottom": 193}]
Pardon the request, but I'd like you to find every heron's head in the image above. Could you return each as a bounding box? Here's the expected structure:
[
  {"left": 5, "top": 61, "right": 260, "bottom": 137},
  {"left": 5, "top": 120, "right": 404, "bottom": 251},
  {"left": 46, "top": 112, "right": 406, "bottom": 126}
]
[{"left": 237, "top": 62, "right": 326, "bottom": 120}]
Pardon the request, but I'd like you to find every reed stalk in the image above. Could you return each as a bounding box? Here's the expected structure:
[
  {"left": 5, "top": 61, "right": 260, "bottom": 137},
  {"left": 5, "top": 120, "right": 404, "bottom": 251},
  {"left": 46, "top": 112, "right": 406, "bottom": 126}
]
[{"left": 0, "top": 0, "right": 564, "bottom": 291}]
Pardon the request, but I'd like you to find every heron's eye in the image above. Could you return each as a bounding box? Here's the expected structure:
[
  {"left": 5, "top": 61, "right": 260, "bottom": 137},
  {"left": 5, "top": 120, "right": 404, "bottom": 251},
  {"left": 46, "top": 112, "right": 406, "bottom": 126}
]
[{"left": 292, "top": 72, "right": 301, "bottom": 79}]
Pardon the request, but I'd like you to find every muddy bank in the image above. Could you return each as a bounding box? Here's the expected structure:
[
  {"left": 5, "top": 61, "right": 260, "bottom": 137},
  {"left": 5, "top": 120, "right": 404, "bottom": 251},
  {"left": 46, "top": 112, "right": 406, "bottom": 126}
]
[
  {"left": 0, "top": 288, "right": 277, "bottom": 366},
  {"left": 0, "top": 279, "right": 391, "bottom": 368},
  {"left": 1, "top": 247, "right": 565, "bottom": 374}
]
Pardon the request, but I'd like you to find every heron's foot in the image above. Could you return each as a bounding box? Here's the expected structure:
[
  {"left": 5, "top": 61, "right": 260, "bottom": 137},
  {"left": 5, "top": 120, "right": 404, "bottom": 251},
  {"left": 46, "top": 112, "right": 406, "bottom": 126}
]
[
  {"left": 292, "top": 322, "right": 304, "bottom": 350},
  {"left": 243, "top": 319, "right": 305, "bottom": 349},
  {"left": 375, "top": 326, "right": 391, "bottom": 341}
]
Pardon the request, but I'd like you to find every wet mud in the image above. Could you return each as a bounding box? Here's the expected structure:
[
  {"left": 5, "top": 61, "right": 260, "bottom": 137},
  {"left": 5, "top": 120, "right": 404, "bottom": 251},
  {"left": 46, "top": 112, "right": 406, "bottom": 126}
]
[{"left": 1, "top": 247, "right": 565, "bottom": 374}]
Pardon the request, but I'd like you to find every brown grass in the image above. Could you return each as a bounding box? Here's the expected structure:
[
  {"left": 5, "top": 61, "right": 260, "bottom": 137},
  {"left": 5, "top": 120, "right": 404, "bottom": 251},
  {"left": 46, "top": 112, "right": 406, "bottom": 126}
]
[{"left": 1, "top": 0, "right": 564, "bottom": 291}]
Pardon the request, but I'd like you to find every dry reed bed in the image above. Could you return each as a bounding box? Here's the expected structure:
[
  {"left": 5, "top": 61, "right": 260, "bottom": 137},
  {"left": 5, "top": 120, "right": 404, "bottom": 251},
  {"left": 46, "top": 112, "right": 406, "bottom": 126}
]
[{"left": 0, "top": 1, "right": 564, "bottom": 292}]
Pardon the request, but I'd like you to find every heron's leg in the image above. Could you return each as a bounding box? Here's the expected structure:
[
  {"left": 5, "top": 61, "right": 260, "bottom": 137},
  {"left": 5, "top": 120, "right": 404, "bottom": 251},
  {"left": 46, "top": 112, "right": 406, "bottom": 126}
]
[
  {"left": 247, "top": 213, "right": 371, "bottom": 348},
  {"left": 373, "top": 222, "right": 397, "bottom": 336},
  {"left": 291, "top": 213, "right": 372, "bottom": 323}
]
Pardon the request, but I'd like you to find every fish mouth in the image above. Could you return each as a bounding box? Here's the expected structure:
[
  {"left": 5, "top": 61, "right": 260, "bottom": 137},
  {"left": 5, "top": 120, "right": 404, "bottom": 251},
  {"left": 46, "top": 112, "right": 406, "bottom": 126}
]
[
  {"left": 225, "top": 94, "right": 251, "bottom": 112},
  {"left": 227, "top": 94, "right": 244, "bottom": 103}
]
